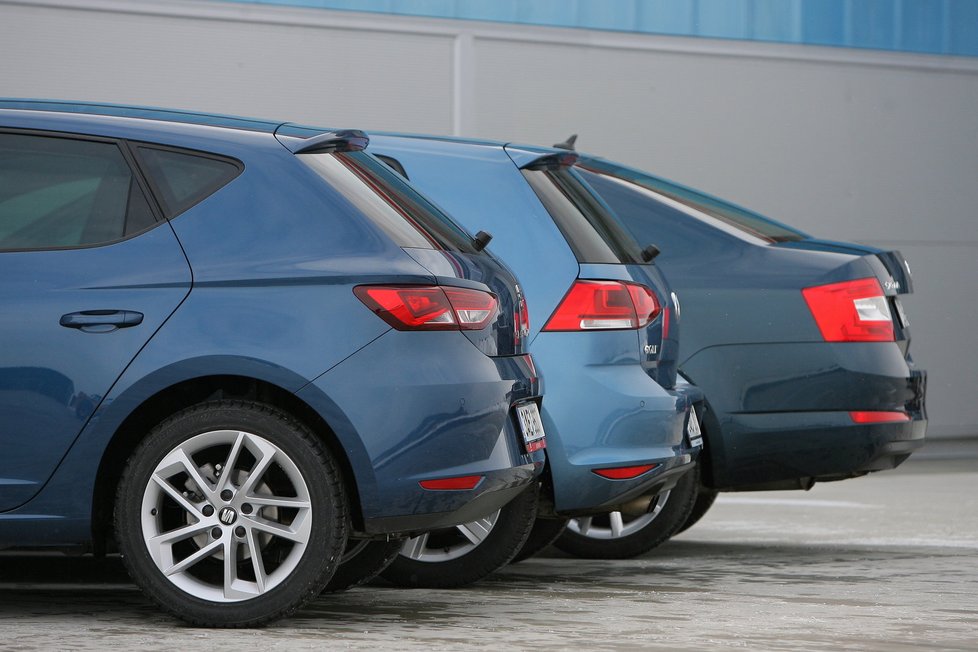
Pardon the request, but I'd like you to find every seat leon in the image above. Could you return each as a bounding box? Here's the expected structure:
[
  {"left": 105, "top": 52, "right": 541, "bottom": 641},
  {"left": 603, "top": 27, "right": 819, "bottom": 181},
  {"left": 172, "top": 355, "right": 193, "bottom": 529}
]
[{"left": 0, "top": 100, "right": 545, "bottom": 625}]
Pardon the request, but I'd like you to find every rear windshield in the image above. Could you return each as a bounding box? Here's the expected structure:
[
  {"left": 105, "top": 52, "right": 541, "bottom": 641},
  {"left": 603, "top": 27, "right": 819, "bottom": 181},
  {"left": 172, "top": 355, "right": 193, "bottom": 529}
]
[
  {"left": 522, "top": 166, "right": 643, "bottom": 264},
  {"left": 300, "top": 150, "right": 476, "bottom": 253},
  {"left": 577, "top": 159, "right": 806, "bottom": 243}
]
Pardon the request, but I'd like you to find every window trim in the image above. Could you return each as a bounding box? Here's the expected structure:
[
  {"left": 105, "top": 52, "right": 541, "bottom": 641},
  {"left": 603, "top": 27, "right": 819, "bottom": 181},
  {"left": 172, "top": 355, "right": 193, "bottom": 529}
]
[{"left": 0, "top": 128, "right": 167, "bottom": 253}]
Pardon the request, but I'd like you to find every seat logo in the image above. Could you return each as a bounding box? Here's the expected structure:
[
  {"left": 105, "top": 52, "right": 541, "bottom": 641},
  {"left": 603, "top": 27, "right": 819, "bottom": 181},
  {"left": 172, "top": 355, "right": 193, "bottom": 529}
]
[{"left": 219, "top": 507, "right": 237, "bottom": 525}]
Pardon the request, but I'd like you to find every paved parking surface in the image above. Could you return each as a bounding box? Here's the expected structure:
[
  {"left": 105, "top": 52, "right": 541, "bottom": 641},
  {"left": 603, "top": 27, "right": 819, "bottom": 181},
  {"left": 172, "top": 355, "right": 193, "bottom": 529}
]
[{"left": 1, "top": 459, "right": 976, "bottom": 651}]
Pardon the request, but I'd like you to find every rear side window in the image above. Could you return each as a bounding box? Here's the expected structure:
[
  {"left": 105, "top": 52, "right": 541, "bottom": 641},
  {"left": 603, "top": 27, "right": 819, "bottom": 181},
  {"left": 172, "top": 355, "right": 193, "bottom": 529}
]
[
  {"left": 522, "top": 166, "right": 643, "bottom": 264},
  {"left": 300, "top": 150, "right": 476, "bottom": 253},
  {"left": 136, "top": 146, "right": 241, "bottom": 217},
  {"left": 0, "top": 133, "right": 156, "bottom": 250}
]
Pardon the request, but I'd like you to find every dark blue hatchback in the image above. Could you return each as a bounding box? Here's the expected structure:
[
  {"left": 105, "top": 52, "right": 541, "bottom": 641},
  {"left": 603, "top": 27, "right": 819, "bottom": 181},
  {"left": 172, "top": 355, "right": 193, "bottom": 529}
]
[{"left": 0, "top": 100, "right": 545, "bottom": 626}]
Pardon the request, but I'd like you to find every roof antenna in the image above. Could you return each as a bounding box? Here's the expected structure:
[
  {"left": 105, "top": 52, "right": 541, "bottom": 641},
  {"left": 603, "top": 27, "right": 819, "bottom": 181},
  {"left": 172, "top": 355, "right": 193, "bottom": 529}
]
[
  {"left": 473, "top": 230, "right": 493, "bottom": 251},
  {"left": 553, "top": 134, "right": 577, "bottom": 151}
]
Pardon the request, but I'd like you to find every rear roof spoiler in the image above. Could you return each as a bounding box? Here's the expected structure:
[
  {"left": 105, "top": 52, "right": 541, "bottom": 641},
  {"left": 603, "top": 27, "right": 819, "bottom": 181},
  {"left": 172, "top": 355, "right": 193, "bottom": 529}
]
[
  {"left": 517, "top": 151, "right": 579, "bottom": 171},
  {"left": 275, "top": 127, "right": 369, "bottom": 154}
]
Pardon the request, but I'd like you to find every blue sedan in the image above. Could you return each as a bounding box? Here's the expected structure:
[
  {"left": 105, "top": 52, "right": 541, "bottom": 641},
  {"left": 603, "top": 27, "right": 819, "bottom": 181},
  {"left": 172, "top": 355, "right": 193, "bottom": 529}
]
[
  {"left": 0, "top": 100, "right": 545, "bottom": 625},
  {"left": 546, "top": 149, "right": 927, "bottom": 556}
]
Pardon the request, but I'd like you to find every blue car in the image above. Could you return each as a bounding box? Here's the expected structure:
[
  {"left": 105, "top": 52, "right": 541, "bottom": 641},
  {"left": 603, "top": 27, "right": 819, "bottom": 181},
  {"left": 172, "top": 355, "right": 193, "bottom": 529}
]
[
  {"left": 0, "top": 100, "right": 545, "bottom": 625},
  {"left": 544, "top": 149, "right": 927, "bottom": 556},
  {"left": 368, "top": 135, "right": 703, "bottom": 579}
]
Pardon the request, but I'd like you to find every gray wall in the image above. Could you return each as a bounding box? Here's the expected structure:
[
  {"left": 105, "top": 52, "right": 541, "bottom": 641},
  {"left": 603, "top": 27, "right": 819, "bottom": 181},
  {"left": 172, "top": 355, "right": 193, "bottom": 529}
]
[{"left": 2, "top": 0, "right": 976, "bottom": 438}]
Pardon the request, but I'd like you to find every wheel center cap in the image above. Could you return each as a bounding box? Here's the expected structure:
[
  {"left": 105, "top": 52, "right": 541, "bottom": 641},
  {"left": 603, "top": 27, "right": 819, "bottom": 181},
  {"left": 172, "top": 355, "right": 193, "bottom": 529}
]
[{"left": 218, "top": 507, "right": 238, "bottom": 526}]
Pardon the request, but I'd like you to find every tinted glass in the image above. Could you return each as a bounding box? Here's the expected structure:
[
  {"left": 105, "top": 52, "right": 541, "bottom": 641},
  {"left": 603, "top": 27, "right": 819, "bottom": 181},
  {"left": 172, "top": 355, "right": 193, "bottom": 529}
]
[
  {"left": 137, "top": 147, "right": 240, "bottom": 217},
  {"left": 301, "top": 150, "right": 476, "bottom": 253},
  {"left": 522, "top": 166, "right": 642, "bottom": 264},
  {"left": 0, "top": 133, "right": 155, "bottom": 250},
  {"left": 577, "top": 159, "right": 806, "bottom": 243}
]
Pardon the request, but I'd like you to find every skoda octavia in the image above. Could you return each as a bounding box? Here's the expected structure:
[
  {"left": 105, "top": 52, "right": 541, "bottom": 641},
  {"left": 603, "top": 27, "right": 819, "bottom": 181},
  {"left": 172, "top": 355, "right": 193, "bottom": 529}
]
[
  {"left": 548, "top": 147, "right": 926, "bottom": 556},
  {"left": 0, "top": 100, "right": 545, "bottom": 625}
]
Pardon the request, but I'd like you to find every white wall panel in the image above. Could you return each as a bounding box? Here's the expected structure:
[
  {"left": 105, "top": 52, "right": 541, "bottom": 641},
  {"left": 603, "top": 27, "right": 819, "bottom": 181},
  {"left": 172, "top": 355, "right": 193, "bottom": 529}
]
[{"left": 1, "top": 0, "right": 975, "bottom": 438}]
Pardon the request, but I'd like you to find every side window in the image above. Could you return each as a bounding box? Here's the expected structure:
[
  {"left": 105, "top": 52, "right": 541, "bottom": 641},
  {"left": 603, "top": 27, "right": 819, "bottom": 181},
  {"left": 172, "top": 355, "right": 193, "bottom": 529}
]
[
  {"left": 0, "top": 133, "right": 156, "bottom": 250},
  {"left": 137, "top": 147, "right": 240, "bottom": 217}
]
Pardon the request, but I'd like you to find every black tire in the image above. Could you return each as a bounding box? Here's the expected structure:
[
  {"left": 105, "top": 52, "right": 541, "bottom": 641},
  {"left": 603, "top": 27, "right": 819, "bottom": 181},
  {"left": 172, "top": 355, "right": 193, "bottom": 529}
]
[
  {"left": 674, "top": 487, "right": 718, "bottom": 535},
  {"left": 510, "top": 518, "right": 569, "bottom": 563},
  {"left": 553, "top": 466, "right": 699, "bottom": 559},
  {"left": 323, "top": 538, "right": 403, "bottom": 592},
  {"left": 380, "top": 484, "right": 539, "bottom": 588},
  {"left": 114, "top": 400, "right": 347, "bottom": 627}
]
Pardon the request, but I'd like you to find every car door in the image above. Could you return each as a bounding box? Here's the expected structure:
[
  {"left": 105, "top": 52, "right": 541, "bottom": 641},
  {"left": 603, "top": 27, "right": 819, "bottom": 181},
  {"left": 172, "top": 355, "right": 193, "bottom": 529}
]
[{"left": 0, "top": 131, "right": 191, "bottom": 511}]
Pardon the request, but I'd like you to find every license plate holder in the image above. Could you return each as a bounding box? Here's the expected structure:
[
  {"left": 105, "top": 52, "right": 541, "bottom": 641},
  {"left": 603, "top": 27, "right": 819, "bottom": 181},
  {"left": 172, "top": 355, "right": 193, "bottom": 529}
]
[{"left": 515, "top": 402, "right": 546, "bottom": 453}]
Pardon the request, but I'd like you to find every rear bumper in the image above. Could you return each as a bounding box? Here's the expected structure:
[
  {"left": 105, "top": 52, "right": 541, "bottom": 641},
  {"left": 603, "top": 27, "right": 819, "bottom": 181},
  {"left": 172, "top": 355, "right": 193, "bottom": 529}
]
[
  {"left": 532, "top": 334, "right": 702, "bottom": 514},
  {"left": 707, "top": 409, "right": 926, "bottom": 490},
  {"left": 299, "top": 330, "right": 545, "bottom": 533},
  {"left": 681, "top": 341, "right": 927, "bottom": 489}
]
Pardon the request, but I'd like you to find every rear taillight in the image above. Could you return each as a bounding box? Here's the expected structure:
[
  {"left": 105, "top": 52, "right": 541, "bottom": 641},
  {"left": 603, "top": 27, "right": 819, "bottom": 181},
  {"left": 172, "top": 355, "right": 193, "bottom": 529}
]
[
  {"left": 802, "top": 278, "right": 894, "bottom": 342},
  {"left": 354, "top": 285, "right": 498, "bottom": 331},
  {"left": 543, "top": 280, "right": 661, "bottom": 332}
]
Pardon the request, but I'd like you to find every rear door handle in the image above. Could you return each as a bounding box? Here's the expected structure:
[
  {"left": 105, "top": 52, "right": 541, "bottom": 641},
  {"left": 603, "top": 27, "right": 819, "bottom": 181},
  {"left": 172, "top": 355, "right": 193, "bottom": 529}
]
[{"left": 60, "top": 310, "right": 144, "bottom": 333}]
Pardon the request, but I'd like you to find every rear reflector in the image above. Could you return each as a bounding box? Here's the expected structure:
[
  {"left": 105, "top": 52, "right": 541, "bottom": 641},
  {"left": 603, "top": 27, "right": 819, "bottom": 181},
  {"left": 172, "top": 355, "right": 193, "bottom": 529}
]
[
  {"left": 355, "top": 285, "right": 497, "bottom": 331},
  {"left": 419, "top": 475, "right": 484, "bottom": 490},
  {"left": 802, "top": 278, "right": 894, "bottom": 342},
  {"left": 543, "top": 280, "right": 661, "bottom": 332},
  {"left": 849, "top": 411, "right": 910, "bottom": 424},
  {"left": 592, "top": 464, "right": 659, "bottom": 480}
]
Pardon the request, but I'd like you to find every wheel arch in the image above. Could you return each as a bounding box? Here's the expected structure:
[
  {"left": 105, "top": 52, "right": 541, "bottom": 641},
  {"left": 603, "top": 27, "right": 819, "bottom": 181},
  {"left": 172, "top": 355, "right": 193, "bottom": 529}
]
[{"left": 90, "top": 371, "right": 369, "bottom": 553}]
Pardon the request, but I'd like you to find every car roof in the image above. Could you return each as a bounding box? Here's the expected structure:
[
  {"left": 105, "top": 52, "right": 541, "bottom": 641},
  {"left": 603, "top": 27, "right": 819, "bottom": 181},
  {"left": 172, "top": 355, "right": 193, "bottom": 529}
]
[
  {"left": 0, "top": 98, "right": 286, "bottom": 133},
  {"left": 369, "top": 132, "right": 568, "bottom": 169}
]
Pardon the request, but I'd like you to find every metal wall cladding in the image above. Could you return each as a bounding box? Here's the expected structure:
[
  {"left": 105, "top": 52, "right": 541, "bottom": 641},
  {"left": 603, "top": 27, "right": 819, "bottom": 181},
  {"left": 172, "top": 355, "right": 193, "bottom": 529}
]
[{"left": 223, "top": 0, "right": 978, "bottom": 57}]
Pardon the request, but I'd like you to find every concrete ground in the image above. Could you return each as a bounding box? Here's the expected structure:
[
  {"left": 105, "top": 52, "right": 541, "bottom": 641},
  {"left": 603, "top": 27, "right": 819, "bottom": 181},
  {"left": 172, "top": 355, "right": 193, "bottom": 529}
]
[{"left": 1, "top": 459, "right": 976, "bottom": 651}]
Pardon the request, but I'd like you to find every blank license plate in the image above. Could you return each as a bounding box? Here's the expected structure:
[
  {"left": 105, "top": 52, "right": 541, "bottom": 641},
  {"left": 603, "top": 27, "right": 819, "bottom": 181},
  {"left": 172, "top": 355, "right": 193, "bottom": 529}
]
[{"left": 516, "top": 402, "right": 546, "bottom": 453}]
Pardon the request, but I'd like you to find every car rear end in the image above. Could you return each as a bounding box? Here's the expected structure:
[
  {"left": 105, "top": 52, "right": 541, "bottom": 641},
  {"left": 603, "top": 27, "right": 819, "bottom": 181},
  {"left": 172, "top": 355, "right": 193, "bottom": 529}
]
[
  {"left": 577, "top": 157, "right": 926, "bottom": 490},
  {"left": 276, "top": 127, "right": 546, "bottom": 534},
  {"left": 513, "top": 149, "right": 702, "bottom": 514},
  {"left": 368, "top": 135, "right": 701, "bottom": 517}
]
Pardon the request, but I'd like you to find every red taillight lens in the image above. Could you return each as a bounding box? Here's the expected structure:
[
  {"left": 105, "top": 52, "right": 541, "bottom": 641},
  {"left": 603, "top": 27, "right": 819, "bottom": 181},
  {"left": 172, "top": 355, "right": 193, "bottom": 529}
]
[
  {"left": 543, "top": 280, "right": 661, "bottom": 332},
  {"left": 419, "top": 475, "right": 484, "bottom": 490},
  {"left": 592, "top": 464, "right": 659, "bottom": 480},
  {"left": 802, "top": 278, "right": 894, "bottom": 342},
  {"left": 849, "top": 411, "right": 910, "bottom": 424},
  {"left": 355, "top": 285, "right": 497, "bottom": 331}
]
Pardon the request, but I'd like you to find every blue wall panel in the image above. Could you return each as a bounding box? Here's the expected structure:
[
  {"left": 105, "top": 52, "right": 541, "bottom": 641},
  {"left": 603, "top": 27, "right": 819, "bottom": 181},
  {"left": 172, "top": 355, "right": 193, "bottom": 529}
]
[
  {"left": 219, "top": 0, "right": 978, "bottom": 58},
  {"left": 949, "top": 0, "right": 978, "bottom": 56}
]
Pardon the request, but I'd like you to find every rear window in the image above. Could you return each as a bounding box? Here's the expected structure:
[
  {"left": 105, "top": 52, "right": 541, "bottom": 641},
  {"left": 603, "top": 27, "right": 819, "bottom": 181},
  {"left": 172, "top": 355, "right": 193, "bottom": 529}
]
[
  {"left": 300, "top": 150, "right": 476, "bottom": 253},
  {"left": 136, "top": 146, "right": 241, "bottom": 217},
  {"left": 522, "top": 166, "right": 643, "bottom": 264},
  {"left": 577, "top": 159, "right": 806, "bottom": 243}
]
